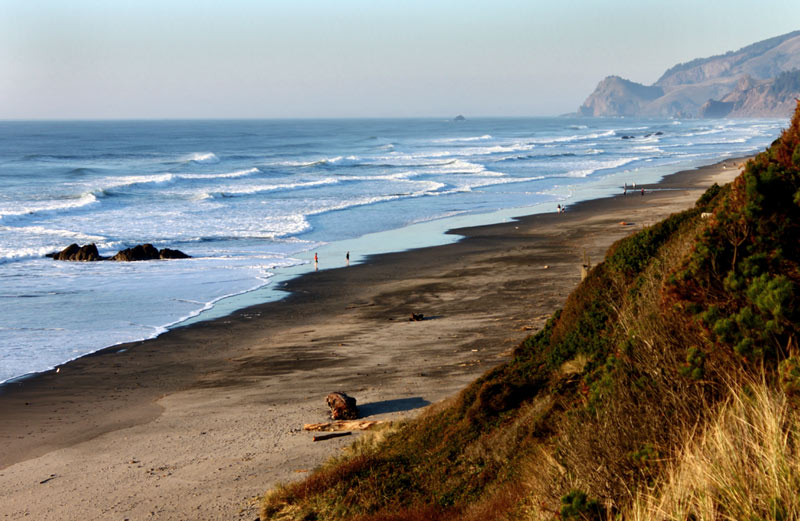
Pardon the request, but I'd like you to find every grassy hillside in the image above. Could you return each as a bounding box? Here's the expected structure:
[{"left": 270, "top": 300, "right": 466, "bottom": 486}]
[{"left": 260, "top": 101, "right": 800, "bottom": 521}]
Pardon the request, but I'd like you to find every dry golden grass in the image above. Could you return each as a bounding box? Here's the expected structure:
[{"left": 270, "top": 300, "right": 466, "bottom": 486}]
[{"left": 629, "top": 381, "right": 800, "bottom": 521}]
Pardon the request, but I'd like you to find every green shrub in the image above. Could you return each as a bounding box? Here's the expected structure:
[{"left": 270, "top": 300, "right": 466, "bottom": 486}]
[
  {"left": 779, "top": 356, "right": 800, "bottom": 397},
  {"left": 560, "top": 490, "right": 604, "bottom": 521}
]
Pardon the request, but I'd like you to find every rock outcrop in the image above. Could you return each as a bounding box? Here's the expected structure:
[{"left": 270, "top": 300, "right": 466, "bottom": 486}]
[
  {"left": 578, "top": 76, "right": 663, "bottom": 117},
  {"left": 46, "top": 243, "right": 102, "bottom": 261},
  {"left": 158, "top": 248, "right": 191, "bottom": 260},
  {"left": 578, "top": 31, "right": 800, "bottom": 118},
  {"left": 111, "top": 243, "right": 161, "bottom": 262},
  {"left": 112, "top": 244, "right": 191, "bottom": 261},
  {"left": 48, "top": 243, "right": 190, "bottom": 262}
]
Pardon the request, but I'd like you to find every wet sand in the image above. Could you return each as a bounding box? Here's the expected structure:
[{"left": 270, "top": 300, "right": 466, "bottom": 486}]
[{"left": 0, "top": 158, "right": 747, "bottom": 520}]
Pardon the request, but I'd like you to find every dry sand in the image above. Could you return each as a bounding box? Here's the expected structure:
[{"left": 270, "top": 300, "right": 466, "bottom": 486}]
[{"left": 0, "top": 158, "right": 746, "bottom": 520}]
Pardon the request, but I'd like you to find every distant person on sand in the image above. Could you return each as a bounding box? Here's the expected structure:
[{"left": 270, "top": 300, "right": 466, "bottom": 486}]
[
  {"left": 314, "top": 252, "right": 318, "bottom": 270},
  {"left": 623, "top": 187, "right": 627, "bottom": 196},
  {"left": 641, "top": 188, "right": 645, "bottom": 196},
  {"left": 557, "top": 204, "right": 561, "bottom": 213},
  {"left": 346, "top": 251, "right": 350, "bottom": 266}
]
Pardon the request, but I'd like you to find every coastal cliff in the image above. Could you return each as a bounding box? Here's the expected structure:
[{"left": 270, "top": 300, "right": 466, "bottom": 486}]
[
  {"left": 579, "top": 30, "right": 800, "bottom": 118},
  {"left": 260, "top": 101, "right": 800, "bottom": 520}
]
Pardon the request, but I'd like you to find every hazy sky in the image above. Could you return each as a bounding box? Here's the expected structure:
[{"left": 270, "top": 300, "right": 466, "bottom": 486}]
[{"left": 2, "top": 0, "right": 799, "bottom": 119}]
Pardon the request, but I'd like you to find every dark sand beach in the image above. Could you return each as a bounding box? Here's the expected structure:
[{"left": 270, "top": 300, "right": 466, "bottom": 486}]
[{"left": 0, "top": 158, "right": 748, "bottom": 520}]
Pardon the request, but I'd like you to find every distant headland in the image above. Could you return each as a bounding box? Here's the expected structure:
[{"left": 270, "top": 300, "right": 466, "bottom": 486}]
[{"left": 578, "top": 30, "right": 800, "bottom": 118}]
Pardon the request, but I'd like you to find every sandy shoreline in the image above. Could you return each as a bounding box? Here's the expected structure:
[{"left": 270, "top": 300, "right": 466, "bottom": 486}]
[{"left": 0, "top": 157, "right": 748, "bottom": 520}]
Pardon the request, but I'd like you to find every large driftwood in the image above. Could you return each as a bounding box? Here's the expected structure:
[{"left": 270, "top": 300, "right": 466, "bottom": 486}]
[
  {"left": 326, "top": 392, "right": 359, "bottom": 420},
  {"left": 303, "top": 420, "right": 387, "bottom": 432}
]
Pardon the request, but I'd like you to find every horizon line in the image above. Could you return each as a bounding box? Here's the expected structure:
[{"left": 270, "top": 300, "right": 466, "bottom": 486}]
[{"left": 0, "top": 114, "right": 574, "bottom": 123}]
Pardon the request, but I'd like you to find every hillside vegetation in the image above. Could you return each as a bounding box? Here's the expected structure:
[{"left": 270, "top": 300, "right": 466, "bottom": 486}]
[{"left": 260, "top": 102, "right": 800, "bottom": 521}]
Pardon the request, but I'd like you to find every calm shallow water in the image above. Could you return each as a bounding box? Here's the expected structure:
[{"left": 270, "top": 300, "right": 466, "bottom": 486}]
[{"left": 0, "top": 117, "right": 786, "bottom": 382}]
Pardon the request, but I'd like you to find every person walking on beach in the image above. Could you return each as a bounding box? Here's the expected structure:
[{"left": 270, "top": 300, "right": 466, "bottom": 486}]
[
  {"left": 641, "top": 188, "right": 645, "bottom": 196},
  {"left": 314, "top": 252, "right": 318, "bottom": 271},
  {"left": 346, "top": 251, "right": 350, "bottom": 266}
]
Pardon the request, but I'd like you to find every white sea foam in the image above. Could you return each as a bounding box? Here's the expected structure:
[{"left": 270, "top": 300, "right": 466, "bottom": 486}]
[
  {"left": 89, "top": 168, "right": 261, "bottom": 195},
  {"left": 562, "top": 157, "right": 640, "bottom": 178},
  {"left": 279, "top": 156, "right": 350, "bottom": 167},
  {"left": 0, "top": 192, "right": 99, "bottom": 222},
  {"left": 185, "top": 152, "right": 220, "bottom": 164},
  {"left": 91, "top": 173, "right": 176, "bottom": 193},
  {"left": 423, "top": 159, "right": 493, "bottom": 175},
  {"left": 0, "top": 225, "right": 105, "bottom": 242},
  {"left": 528, "top": 134, "right": 582, "bottom": 144},
  {"left": 202, "top": 177, "right": 340, "bottom": 199},
  {"left": 177, "top": 167, "right": 260, "bottom": 180},
  {"left": 433, "top": 134, "right": 493, "bottom": 143}
]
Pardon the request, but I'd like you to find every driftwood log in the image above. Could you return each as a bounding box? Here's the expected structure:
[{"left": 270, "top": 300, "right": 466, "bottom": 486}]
[
  {"left": 313, "top": 432, "right": 352, "bottom": 442},
  {"left": 326, "top": 392, "right": 359, "bottom": 420},
  {"left": 304, "top": 420, "right": 386, "bottom": 432}
]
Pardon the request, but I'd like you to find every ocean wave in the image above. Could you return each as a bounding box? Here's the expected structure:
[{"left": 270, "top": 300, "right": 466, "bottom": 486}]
[
  {"left": 381, "top": 142, "right": 535, "bottom": 162},
  {"left": 0, "top": 246, "right": 63, "bottom": 264},
  {"left": 561, "top": 157, "right": 640, "bottom": 178},
  {"left": 444, "top": 175, "right": 546, "bottom": 193},
  {"left": 0, "top": 225, "right": 105, "bottom": 242},
  {"left": 177, "top": 167, "right": 260, "bottom": 180},
  {"left": 84, "top": 168, "right": 261, "bottom": 197},
  {"left": 423, "top": 159, "right": 493, "bottom": 175},
  {"left": 184, "top": 152, "right": 220, "bottom": 164},
  {"left": 528, "top": 134, "right": 582, "bottom": 144},
  {"left": 432, "top": 134, "right": 493, "bottom": 143},
  {"left": 0, "top": 192, "right": 99, "bottom": 222},
  {"left": 91, "top": 173, "right": 176, "bottom": 194},
  {"left": 278, "top": 156, "right": 351, "bottom": 167},
  {"left": 497, "top": 152, "right": 577, "bottom": 163},
  {"left": 200, "top": 177, "right": 340, "bottom": 199},
  {"left": 633, "top": 145, "right": 664, "bottom": 153}
]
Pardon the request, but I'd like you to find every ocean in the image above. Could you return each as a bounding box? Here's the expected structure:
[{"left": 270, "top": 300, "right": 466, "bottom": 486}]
[{"left": 0, "top": 117, "right": 787, "bottom": 383}]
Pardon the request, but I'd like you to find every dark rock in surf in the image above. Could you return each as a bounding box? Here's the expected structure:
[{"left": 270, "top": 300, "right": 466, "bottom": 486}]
[
  {"left": 157, "top": 248, "right": 191, "bottom": 260},
  {"left": 112, "top": 244, "right": 161, "bottom": 261},
  {"left": 46, "top": 243, "right": 102, "bottom": 261},
  {"left": 454, "top": 115, "right": 466, "bottom": 121},
  {"left": 48, "top": 242, "right": 191, "bottom": 262},
  {"left": 111, "top": 244, "right": 190, "bottom": 261}
]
